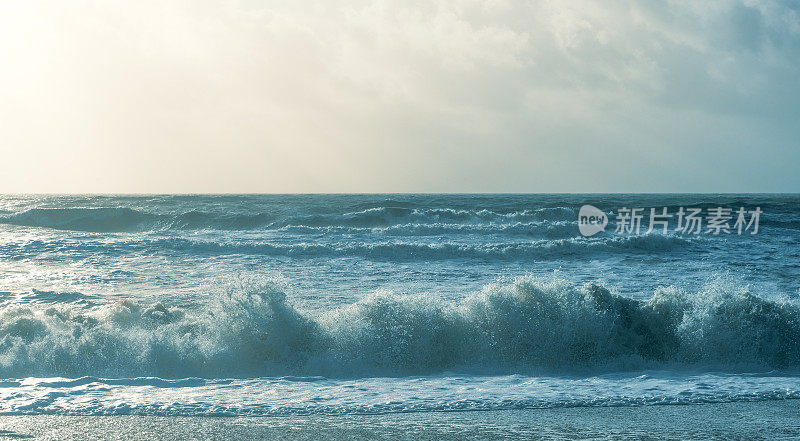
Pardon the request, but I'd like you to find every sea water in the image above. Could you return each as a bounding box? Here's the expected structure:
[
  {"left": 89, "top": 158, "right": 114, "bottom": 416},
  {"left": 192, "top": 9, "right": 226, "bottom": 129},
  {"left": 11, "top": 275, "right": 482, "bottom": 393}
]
[{"left": 0, "top": 194, "right": 799, "bottom": 415}]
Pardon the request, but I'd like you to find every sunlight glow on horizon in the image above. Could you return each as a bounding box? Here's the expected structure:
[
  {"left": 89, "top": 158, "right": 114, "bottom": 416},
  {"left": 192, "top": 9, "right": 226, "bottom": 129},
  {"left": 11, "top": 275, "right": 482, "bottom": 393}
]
[{"left": 1, "top": 0, "right": 799, "bottom": 193}]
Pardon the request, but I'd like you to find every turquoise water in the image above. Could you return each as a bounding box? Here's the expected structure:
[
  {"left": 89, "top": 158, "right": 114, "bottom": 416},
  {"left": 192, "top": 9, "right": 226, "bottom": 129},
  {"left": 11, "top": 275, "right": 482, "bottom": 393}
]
[{"left": 0, "top": 194, "right": 799, "bottom": 415}]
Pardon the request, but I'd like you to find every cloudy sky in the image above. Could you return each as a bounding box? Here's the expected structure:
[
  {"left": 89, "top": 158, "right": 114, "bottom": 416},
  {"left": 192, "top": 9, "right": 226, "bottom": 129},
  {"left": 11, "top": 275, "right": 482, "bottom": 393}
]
[{"left": 1, "top": 0, "right": 798, "bottom": 193}]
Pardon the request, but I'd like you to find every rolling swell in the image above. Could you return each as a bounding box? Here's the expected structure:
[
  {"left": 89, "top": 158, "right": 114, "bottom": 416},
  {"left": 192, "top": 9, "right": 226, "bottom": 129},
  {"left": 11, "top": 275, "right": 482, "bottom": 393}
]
[
  {"left": 0, "top": 277, "right": 798, "bottom": 379},
  {"left": 1, "top": 208, "right": 162, "bottom": 232},
  {"left": 0, "top": 206, "right": 577, "bottom": 233},
  {"left": 151, "top": 234, "right": 697, "bottom": 260},
  {"left": 1, "top": 234, "right": 700, "bottom": 261},
  {"left": 0, "top": 208, "right": 275, "bottom": 232}
]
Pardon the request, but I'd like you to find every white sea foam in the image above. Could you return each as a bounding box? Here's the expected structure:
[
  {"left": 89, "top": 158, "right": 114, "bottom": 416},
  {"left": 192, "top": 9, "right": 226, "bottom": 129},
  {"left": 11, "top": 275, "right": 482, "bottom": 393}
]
[
  {"left": 1, "top": 372, "right": 799, "bottom": 416},
  {"left": 0, "top": 277, "right": 798, "bottom": 379}
]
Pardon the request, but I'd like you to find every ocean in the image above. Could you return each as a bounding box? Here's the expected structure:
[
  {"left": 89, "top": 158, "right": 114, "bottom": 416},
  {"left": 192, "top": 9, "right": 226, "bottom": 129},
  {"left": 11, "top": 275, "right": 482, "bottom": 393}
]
[{"left": 0, "top": 194, "right": 799, "bottom": 431}]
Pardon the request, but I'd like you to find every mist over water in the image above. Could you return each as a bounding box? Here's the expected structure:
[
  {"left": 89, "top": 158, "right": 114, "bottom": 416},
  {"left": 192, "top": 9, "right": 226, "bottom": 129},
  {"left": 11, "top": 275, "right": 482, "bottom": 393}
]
[{"left": 1, "top": 194, "right": 799, "bottom": 415}]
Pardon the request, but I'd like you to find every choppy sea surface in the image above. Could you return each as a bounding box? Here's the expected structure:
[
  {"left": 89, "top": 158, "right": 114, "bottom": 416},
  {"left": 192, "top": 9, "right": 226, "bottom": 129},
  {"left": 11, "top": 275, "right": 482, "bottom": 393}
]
[{"left": 0, "top": 194, "right": 799, "bottom": 416}]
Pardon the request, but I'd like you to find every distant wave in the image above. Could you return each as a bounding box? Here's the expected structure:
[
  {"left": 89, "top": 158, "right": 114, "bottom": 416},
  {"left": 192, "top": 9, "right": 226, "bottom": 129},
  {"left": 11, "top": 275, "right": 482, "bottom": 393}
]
[
  {"left": 0, "top": 276, "right": 798, "bottom": 379},
  {"left": 0, "top": 208, "right": 162, "bottom": 232},
  {"left": 0, "top": 206, "right": 577, "bottom": 233},
  {"left": 0, "top": 207, "right": 272, "bottom": 232},
  {"left": 273, "top": 220, "right": 580, "bottom": 239},
  {"left": 151, "top": 234, "right": 697, "bottom": 260},
  {"left": 1, "top": 233, "right": 700, "bottom": 262},
  {"left": 268, "top": 207, "right": 577, "bottom": 230}
]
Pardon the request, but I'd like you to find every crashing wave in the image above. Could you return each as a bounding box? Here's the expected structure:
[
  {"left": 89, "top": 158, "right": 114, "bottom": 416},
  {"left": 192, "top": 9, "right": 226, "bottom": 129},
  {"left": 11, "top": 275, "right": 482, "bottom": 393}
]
[{"left": 0, "top": 277, "right": 797, "bottom": 378}]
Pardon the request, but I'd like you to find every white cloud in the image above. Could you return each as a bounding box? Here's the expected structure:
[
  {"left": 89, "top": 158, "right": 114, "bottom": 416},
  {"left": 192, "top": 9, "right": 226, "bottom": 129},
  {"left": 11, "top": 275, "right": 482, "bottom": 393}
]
[{"left": 0, "top": 0, "right": 798, "bottom": 192}]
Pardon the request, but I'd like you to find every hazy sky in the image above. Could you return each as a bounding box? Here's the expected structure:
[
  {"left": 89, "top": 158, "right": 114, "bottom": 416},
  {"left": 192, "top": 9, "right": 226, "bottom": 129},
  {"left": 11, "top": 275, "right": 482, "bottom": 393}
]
[{"left": 1, "top": 0, "right": 798, "bottom": 193}]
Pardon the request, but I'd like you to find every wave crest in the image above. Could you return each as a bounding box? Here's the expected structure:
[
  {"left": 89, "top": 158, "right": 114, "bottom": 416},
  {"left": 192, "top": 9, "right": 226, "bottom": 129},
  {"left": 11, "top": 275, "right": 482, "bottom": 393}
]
[
  {"left": 0, "top": 206, "right": 577, "bottom": 233},
  {"left": 0, "top": 277, "right": 798, "bottom": 378},
  {"left": 1, "top": 208, "right": 160, "bottom": 232}
]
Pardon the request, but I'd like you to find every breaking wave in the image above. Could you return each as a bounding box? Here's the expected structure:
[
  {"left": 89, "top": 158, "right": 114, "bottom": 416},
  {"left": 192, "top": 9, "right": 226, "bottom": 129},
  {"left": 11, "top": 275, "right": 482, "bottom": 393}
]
[{"left": 1, "top": 276, "right": 798, "bottom": 379}]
